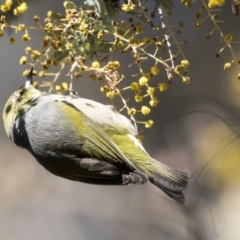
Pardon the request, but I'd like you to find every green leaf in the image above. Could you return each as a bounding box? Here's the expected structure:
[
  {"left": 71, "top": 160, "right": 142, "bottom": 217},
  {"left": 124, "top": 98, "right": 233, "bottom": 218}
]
[{"left": 53, "top": 50, "right": 70, "bottom": 61}]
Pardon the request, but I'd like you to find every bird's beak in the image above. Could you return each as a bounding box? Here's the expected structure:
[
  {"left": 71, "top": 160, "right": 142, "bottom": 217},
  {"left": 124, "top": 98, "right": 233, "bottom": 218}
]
[{"left": 25, "top": 67, "right": 34, "bottom": 89}]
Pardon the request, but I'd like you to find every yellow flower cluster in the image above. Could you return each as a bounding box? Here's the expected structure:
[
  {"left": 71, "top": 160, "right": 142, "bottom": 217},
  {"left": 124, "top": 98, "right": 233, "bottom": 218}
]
[
  {"left": 19, "top": 56, "right": 27, "bottom": 65},
  {"left": 65, "top": 43, "right": 73, "bottom": 50},
  {"left": 208, "top": 0, "right": 225, "bottom": 8},
  {"left": 181, "top": 60, "right": 189, "bottom": 67},
  {"left": 130, "top": 82, "right": 139, "bottom": 91},
  {"left": 56, "top": 82, "right": 68, "bottom": 91},
  {"left": 31, "top": 50, "right": 41, "bottom": 60},
  {"left": 17, "top": 24, "right": 26, "bottom": 31},
  {"left": 149, "top": 98, "right": 158, "bottom": 107},
  {"left": 122, "top": 2, "right": 135, "bottom": 12},
  {"left": 182, "top": 76, "right": 190, "bottom": 84},
  {"left": 22, "top": 33, "right": 31, "bottom": 42},
  {"left": 224, "top": 34, "right": 233, "bottom": 43},
  {"left": 14, "top": 2, "right": 28, "bottom": 15},
  {"left": 0, "top": 0, "right": 12, "bottom": 12},
  {"left": 139, "top": 76, "right": 149, "bottom": 86},
  {"left": 25, "top": 47, "right": 32, "bottom": 54},
  {"left": 159, "top": 83, "right": 167, "bottom": 92},
  {"left": 150, "top": 66, "right": 159, "bottom": 76},
  {"left": 100, "top": 85, "right": 109, "bottom": 93},
  {"left": 145, "top": 120, "right": 154, "bottom": 128},
  {"left": 147, "top": 87, "right": 155, "bottom": 96},
  {"left": 135, "top": 94, "right": 143, "bottom": 102},
  {"left": 141, "top": 106, "right": 151, "bottom": 115},
  {"left": 107, "top": 90, "right": 117, "bottom": 99},
  {"left": 224, "top": 62, "right": 231, "bottom": 70},
  {"left": 23, "top": 69, "right": 37, "bottom": 77},
  {"left": 33, "top": 15, "right": 40, "bottom": 22},
  {"left": 105, "top": 61, "right": 120, "bottom": 70},
  {"left": 38, "top": 71, "right": 45, "bottom": 77},
  {"left": 92, "top": 61, "right": 101, "bottom": 69},
  {"left": 128, "top": 108, "right": 137, "bottom": 116}
]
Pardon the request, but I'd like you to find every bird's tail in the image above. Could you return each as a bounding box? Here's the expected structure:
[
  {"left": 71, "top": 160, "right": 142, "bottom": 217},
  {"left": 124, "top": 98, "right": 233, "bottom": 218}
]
[{"left": 148, "top": 159, "right": 188, "bottom": 204}]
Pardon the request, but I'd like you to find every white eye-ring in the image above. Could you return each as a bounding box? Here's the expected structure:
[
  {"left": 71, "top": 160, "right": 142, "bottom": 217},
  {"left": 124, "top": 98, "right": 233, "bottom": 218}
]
[{"left": 12, "top": 93, "right": 21, "bottom": 102}]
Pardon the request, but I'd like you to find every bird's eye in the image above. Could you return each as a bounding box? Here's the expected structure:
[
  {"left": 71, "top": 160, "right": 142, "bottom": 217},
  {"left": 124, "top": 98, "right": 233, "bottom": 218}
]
[{"left": 12, "top": 93, "right": 21, "bottom": 102}]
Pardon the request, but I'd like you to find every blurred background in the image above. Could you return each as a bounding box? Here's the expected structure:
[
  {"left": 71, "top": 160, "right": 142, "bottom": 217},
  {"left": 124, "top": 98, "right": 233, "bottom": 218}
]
[{"left": 1, "top": 1, "right": 240, "bottom": 239}]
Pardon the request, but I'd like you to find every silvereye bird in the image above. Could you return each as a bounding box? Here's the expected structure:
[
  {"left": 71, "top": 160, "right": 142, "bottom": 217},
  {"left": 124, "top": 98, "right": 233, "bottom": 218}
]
[{"left": 3, "top": 68, "right": 188, "bottom": 203}]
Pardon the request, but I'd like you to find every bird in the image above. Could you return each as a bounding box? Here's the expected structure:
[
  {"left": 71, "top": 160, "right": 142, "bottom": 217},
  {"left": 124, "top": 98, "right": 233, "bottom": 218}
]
[{"left": 3, "top": 68, "right": 188, "bottom": 203}]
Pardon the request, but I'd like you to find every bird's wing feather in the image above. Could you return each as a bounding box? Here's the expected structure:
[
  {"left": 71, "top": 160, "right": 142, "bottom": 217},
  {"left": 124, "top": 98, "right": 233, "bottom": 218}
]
[{"left": 82, "top": 116, "right": 136, "bottom": 170}]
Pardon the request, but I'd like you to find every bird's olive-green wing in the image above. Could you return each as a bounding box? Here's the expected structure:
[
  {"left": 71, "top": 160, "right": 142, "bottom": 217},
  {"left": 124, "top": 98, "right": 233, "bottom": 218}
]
[
  {"left": 61, "top": 101, "right": 137, "bottom": 170},
  {"left": 82, "top": 117, "right": 137, "bottom": 170}
]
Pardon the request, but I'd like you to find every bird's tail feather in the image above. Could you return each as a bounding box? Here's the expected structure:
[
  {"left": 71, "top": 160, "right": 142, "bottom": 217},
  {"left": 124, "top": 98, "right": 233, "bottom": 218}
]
[{"left": 149, "top": 159, "right": 188, "bottom": 204}]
